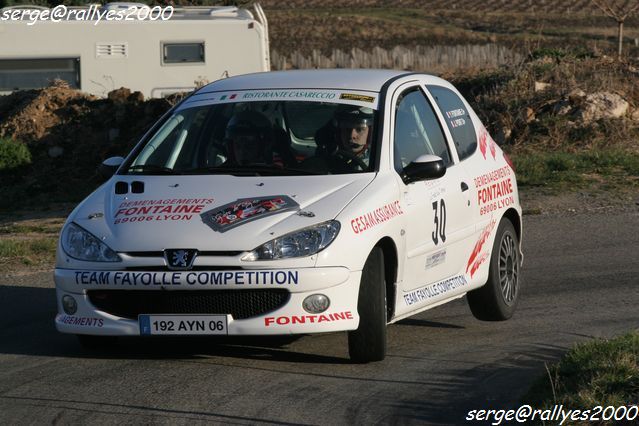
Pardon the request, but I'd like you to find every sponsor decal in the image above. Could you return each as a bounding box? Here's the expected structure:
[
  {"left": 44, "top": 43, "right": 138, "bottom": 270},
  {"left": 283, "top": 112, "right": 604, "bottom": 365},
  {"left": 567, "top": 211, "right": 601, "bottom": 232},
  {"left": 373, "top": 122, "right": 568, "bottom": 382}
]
[
  {"left": 208, "top": 90, "right": 379, "bottom": 108},
  {"left": 264, "top": 311, "right": 353, "bottom": 327},
  {"left": 446, "top": 108, "right": 467, "bottom": 128},
  {"left": 474, "top": 165, "right": 515, "bottom": 216},
  {"left": 73, "top": 270, "right": 299, "bottom": 286},
  {"left": 339, "top": 93, "right": 375, "bottom": 103},
  {"left": 241, "top": 90, "right": 337, "bottom": 101},
  {"left": 479, "top": 127, "right": 498, "bottom": 161},
  {"left": 403, "top": 275, "right": 467, "bottom": 306},
  {"left": 466, "top": 219, "right": 497, "bottom": 278},
  {"left": 58, "top": 315, "right": 104, "bottom": 328},
  {"left": 429, "top": 186, "right": 447, "bottom": 201},
  {"left": 200, "top": 195, "right": 299, "bottom": 233},
  {"left": 350, "top": 200, "right": 404, "bottom": 235},
  {"left": 114, "top": 198, "right": 214, "bottom": 225},
  {"left": 425, "top": 249, "right": 446, "bottom": 269}
]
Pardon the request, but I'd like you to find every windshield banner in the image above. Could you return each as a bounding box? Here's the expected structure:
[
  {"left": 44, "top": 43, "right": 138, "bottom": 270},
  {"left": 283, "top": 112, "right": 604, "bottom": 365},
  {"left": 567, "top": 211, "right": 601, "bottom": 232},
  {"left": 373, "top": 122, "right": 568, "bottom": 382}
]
[{"left": 182, "top": 89, "right": 379, "bottom": 110}]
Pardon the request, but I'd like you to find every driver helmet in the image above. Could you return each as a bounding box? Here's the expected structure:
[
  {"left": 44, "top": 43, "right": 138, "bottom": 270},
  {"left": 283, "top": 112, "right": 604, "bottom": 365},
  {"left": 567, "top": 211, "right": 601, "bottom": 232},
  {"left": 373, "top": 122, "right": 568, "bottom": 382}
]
[{"left": 225, "top": 110, "right": 272, "bottom": 165}]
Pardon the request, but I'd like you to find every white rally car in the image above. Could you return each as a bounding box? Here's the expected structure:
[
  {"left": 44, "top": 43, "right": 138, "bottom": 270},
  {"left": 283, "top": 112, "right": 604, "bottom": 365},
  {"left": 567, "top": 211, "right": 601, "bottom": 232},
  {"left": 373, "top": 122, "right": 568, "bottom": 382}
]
[{"left": 55, "top": 70, "right": 523, "bottom": 363}]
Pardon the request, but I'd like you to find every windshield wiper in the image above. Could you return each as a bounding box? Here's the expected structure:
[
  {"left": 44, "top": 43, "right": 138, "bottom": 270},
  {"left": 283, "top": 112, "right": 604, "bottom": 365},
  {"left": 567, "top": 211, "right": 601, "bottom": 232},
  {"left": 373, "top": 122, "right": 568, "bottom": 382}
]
[{"left": 126, "top": 165, "right": 179, "bottom": 175}]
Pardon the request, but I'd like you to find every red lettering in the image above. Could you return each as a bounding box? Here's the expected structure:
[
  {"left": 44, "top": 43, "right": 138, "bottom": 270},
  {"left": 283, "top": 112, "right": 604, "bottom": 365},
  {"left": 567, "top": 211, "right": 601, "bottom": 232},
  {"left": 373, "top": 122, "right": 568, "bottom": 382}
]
[{"left": 292, "top": 316, "right": 306, "bottom": 324}]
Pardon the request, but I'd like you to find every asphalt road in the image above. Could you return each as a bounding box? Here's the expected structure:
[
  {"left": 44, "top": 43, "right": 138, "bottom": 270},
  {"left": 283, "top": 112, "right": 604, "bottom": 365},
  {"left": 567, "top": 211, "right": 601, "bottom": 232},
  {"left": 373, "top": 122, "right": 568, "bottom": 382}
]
[{"left": 1, "top": 211, "right": 638, "bottom": 425}]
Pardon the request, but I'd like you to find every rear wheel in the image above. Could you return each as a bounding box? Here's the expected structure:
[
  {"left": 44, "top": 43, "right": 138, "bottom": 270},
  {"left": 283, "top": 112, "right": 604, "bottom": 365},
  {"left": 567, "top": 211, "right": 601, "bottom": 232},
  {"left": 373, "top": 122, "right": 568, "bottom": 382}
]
[
  {"left": 348, "top": 247, "right": 387, "bottom": 363},
  {"left": 467, "top": 218, "right": 521, "bottom": 321}
]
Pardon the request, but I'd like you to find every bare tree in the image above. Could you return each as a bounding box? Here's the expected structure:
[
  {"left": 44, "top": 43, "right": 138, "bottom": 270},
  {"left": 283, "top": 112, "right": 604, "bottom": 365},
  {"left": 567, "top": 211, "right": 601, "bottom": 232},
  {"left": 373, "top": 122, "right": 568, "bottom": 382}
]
[{"left": 592, "top": 0, "right": 639, "bottom": 58}]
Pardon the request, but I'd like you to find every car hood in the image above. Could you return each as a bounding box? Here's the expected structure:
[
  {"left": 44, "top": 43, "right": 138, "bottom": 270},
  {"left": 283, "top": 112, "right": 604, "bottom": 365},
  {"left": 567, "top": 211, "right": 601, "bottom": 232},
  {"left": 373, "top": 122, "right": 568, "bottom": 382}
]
[{"left": 70, "top": 174, "right": 374, "bottom": 252}]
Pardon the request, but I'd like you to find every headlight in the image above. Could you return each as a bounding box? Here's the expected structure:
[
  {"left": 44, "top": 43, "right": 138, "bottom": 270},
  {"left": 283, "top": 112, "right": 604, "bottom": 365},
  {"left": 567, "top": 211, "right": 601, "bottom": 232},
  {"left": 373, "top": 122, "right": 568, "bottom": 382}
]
[
  {"left": 61, "top": 223, "right": 121, "bottom": 262},
  {"left": 242, "top": 220, "right": 340, "bottom": 261}
]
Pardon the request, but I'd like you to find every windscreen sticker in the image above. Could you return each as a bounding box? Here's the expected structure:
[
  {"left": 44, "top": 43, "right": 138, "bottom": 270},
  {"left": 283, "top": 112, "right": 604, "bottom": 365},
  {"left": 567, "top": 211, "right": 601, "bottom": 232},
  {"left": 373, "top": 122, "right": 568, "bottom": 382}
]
[
  {"left": 403, "top": 275, "right": 467, "bottom": 306},
  {"left": 340, "top": 93, "right": 375, "bottom": 103},
  {"left": 446, "top": 108, "right": 467, "bottom": 128},
  {"left": 200, "top": 195, "right": 299, "bottom": 233},
  {"left": 474, "top": 166, "right": 515, "bottom": 216},
  {"left": 114, "top": 198, "right": 214, "bottom": 225},
  {"left": 466, "top": 219, "right": 497, "bottom": 278},
  {"left": 184, "top": 89, "right": 379, "bottom": 110}
]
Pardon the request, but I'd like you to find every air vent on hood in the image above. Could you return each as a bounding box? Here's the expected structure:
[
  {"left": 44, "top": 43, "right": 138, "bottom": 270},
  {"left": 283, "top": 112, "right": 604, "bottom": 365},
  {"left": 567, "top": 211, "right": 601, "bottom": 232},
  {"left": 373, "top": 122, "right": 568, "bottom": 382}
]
[
  {"left": 131, "top": 181, "right": 144, "bottom": 193},
  {"left": 115, "top": 182, "right": 128, "bottom": 194}
]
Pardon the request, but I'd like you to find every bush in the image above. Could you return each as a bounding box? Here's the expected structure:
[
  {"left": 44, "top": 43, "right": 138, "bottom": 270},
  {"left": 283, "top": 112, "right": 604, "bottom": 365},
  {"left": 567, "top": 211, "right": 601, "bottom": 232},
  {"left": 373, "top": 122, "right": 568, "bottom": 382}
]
[{"left": 0, "top": 138, "right": 31, "bottom": 171}]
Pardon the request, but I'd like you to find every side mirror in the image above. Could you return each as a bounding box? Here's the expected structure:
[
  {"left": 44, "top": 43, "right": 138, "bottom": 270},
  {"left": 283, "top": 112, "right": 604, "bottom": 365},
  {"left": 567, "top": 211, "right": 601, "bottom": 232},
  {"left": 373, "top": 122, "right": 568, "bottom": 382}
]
[
  {"left": 401, "top": 155, "right": 446, "bottom": 184},
  {"left": 98, "top": 156, "right": 124, "bottom": 179}
]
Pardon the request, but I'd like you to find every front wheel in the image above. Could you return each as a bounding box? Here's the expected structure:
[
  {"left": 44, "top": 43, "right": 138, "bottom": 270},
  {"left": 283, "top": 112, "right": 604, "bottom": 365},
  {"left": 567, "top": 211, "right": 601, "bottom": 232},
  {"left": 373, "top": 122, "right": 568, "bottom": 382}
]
[
  {"left": 467, "top": 218, "right": 521, "bottom": 321},
  {"left": 348, "top": 247, "right": 387, "bottom": 363}
]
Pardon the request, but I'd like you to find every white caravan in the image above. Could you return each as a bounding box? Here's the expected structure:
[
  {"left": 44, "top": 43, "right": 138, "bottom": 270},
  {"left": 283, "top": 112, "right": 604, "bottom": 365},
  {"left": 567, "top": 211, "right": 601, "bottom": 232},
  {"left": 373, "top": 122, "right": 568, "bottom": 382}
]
[{"left": 0, "top": 2, "right": 270, "bottom": 98}]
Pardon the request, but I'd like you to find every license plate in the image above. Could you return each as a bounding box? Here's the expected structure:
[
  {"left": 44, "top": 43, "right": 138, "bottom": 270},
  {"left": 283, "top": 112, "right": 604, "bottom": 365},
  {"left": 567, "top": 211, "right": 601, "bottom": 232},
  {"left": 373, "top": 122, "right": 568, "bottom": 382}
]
[{"left": 139, "top": 315, "right": 228, "bottom": 335}]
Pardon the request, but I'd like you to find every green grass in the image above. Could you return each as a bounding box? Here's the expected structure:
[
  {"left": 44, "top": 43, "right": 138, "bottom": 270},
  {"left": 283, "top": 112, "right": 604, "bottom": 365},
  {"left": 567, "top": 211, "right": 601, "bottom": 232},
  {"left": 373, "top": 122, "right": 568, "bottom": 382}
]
[
  {"left": 512, "top": 150, "right": 639, "bottom": 190},
  {"left": 0, "top": 237, "right": 57, "bottom": 266},
  {"left": 524, "top": 331, "right": 639, "bottom": 415},
  {"left": 0, "top": 224, "right": 59, "bottom": 234}
]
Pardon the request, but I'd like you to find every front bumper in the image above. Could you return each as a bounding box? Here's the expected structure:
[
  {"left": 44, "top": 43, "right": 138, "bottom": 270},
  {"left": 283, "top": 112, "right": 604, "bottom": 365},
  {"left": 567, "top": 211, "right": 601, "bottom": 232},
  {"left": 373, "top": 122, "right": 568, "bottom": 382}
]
[{"left": 54, "top": 267, "right": 361, "bottom": 336}]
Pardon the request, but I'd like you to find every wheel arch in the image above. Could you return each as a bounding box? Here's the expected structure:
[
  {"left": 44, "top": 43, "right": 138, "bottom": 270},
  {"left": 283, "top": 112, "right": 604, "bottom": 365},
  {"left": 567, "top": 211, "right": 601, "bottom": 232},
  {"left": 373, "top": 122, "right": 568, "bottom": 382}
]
[
  {"left": 502, "top": 208, "right": 521, "bottom": 243},
  {"left": 502, "top": 207, "right": 523, "bottom": 263},
  {"left": 374, "top": 236, "right": 398, "bottom": 321}
]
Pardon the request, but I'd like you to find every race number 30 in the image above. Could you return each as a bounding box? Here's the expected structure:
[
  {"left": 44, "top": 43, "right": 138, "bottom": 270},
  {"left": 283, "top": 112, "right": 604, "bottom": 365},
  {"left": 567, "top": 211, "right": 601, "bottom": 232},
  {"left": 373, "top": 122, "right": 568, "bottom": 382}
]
[{"left": 432, "top": 199, "right": 446, "bottom": 245}]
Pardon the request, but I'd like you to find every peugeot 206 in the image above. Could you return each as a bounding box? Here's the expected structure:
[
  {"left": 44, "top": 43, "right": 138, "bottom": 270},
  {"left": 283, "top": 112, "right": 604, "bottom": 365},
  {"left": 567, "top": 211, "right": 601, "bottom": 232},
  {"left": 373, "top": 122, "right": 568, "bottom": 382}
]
[{"left": 55, "top": 70, "right": 523, "bottom": 362}]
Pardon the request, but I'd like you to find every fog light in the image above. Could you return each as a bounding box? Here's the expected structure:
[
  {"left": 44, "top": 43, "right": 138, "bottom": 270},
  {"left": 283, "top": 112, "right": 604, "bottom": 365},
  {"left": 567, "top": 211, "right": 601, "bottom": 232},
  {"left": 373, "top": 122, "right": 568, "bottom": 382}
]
[
  {"left": 302, "top": 294, "right": 330, "bottom": 314},
  {"left": 62, "top": 295, "right": 77, "bottom": 315}
]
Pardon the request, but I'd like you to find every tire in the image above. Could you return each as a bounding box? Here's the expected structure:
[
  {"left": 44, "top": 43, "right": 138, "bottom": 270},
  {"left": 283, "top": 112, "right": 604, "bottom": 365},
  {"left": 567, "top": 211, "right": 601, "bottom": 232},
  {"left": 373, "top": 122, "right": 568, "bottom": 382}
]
[
  {"left": 467, "top": 218, "right": 521, "bottom": 321},
  {"left": 76, "top": 334, "right": 117, "bottom": 349},
  {"left": 348, "top": 247, "right": 387, "bottom": 363}
]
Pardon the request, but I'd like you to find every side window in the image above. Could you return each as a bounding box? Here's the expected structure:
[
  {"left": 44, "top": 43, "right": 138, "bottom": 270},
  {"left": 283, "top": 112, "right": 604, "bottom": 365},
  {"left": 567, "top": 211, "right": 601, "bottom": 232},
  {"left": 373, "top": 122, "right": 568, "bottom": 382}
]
[
  {"left": 162, "top": 42, "right": 205, "bottom": 64},
  {"left": 427, "top": 85, "right": 477, "bottom": 161},
  {"left": 393, "top": 87, "right": 451, "bottom": 174}
]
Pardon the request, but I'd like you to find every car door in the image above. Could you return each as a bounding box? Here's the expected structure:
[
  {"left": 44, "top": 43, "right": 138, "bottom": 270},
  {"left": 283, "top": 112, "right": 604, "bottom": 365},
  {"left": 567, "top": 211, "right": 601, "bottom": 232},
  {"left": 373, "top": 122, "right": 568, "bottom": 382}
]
[{"left": 393, "top": 84, "right": 475, "bottom": 302}]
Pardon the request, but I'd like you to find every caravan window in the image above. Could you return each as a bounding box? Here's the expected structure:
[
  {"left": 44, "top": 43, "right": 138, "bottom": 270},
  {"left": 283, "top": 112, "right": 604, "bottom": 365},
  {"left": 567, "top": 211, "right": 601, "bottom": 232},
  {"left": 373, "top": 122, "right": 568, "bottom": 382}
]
[
  {"left": 0, "top": 58, "right": 79, "bottom": 91},
  {"left": 162, "top": 43, "right": 205, "bottom": 64}
]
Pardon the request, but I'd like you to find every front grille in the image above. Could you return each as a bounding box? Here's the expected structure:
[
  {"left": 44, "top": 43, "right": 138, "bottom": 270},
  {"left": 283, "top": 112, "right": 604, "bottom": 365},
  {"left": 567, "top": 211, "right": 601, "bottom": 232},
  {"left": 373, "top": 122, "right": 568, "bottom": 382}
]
[
  {"left": 122, "top": 251, "right": 243, "bottom": 257},
  {"left": 87, "top": 289, "right": 290, "bottom": 320},
  {"left": 123, "top": 266, "right": 243, "bottom": 272}
]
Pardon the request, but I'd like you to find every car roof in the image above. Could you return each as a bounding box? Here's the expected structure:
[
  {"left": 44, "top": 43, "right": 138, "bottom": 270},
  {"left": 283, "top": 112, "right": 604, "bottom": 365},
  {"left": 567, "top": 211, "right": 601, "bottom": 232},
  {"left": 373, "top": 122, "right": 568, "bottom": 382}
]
[{"left": 197, "top": 69, "right": 414, "bottom": 93}]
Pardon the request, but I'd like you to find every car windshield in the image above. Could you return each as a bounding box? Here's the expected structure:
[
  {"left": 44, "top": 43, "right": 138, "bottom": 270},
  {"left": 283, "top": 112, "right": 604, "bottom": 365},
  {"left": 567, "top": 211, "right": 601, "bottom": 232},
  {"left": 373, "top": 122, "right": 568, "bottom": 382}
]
[{"left": 125, "top": 100, "right": 379, "bottom": 176}]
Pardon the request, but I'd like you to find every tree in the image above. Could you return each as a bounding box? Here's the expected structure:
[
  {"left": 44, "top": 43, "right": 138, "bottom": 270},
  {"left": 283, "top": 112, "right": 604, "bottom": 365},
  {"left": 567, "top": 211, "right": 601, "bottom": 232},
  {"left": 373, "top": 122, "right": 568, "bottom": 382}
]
[{"left": 592, "top": 0, "right": 639, "bottom": 59}]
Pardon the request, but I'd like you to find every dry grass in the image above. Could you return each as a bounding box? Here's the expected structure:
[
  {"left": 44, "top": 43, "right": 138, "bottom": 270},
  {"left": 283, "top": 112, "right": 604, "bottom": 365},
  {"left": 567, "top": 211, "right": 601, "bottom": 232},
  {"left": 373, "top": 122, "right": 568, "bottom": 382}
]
[
  {"left": 0, "top": 217, "right": 63, "bottom": 271},
  {"left": 264, "top": 5, "right": 639, "bottom": 57}
]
